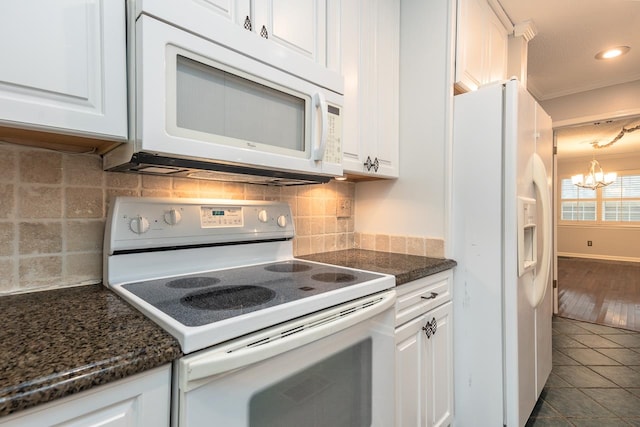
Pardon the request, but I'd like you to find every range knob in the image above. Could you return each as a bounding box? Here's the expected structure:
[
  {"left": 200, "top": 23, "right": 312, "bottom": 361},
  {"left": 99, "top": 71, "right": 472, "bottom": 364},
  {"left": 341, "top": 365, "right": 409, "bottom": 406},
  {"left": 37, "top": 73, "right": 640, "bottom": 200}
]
[
  {"left": 164, "top": 208, "right": 182, "bottom": 225},
  {"left": 277, "top": 215, "right": 287, "bottom": 228},
  {"left": 258, "top": 209, "right": 269, "bottom": 223},
  {"left": 129, "top": 215, "right": 150, "bottom": 234}
]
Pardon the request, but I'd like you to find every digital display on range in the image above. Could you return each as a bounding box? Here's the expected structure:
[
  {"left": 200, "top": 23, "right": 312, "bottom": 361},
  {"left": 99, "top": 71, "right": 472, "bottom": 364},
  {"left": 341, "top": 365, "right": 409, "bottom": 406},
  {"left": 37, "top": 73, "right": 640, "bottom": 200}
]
[{"left": 200, "top": 206, "right": 243, "bottom": 227}]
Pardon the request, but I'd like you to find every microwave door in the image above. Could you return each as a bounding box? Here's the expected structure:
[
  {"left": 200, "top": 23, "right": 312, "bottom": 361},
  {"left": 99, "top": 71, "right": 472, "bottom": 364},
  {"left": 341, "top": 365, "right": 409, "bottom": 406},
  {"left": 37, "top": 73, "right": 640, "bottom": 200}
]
[{"left": 137, "top": 16, "right": 341, "bottom": 178}]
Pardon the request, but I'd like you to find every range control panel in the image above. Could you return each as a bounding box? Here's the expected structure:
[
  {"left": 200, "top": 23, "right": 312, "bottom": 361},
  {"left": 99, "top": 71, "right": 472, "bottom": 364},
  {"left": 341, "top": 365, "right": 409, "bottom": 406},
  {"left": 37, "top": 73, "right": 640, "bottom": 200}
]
[{"left": 105, "top": 197, "right": 294, "bottom": 254}]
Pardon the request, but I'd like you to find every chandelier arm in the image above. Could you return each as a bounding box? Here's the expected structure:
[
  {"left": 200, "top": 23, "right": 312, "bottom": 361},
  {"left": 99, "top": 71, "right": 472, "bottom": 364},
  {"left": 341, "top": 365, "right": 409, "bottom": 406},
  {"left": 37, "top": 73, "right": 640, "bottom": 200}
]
[{"left": 592, "top": 124, "right": 640, "bottom": 149}]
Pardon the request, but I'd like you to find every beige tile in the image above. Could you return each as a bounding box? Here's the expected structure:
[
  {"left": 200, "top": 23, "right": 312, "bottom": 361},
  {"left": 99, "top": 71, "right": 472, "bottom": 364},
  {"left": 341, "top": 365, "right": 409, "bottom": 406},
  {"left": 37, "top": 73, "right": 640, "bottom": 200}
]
[
  {"left": 173, "top": 177, "right": 198, "bottom": 191},
  {"left": 359, "top": 233, "right": 376, "bottom": 250},
  {"left": 0, "top": 223, "right": 14, "bottom": 256},
  {"left": 324, "top": 197, "right": 337, "bottom": 216},
  {"left": 0, "top": 146, "right": 17, "bottom": 181},
  {"left": 19, "top": 255, "right": 62, "bottom": 288},
  {"left": 390, "top": 235, "right": 407, "bottom": 254},
  {"left": 106, "top": 171, "right": 139, "bottom": 189},
  {"left": 0, "top": 184, "right": 15, "bottom": 219},
  {"left": 63, "top": 154, "right": 103, "bottom": 186},
  {"left": 407, "top": 237, "right": 426, "bottom": 256},
  {"left": 310, "top": 235, "right": 325, "bottom": 254},
  {"left": 142, "top": 174, "right": 171, "bottom": 190},
  {"left": 65, "top": 188, "right": 104, "bottom": 218},
  {"left": 346, "top": 232, "right": 355, "bottom": 249},
  {"left": 309, "top": 198, "right": 325, "bottom": 215},
  {"left": 222, "top": 182, "right": 245, "bottom": 199},
  {"left": 0, "top": 259, "right": 15, "bottom": 292},
  {"left": 20, "top": 150, "right": 62, "bottom": 184},
  {"left": 295, "top": 217, "right": 311, "bottom": 236},
  {"left": 426, "top": 238, "right": 445, "bottom": 258},
  {"left": 19, "top": 222, "right": 62, "bottom": 255},
  {"left": 324, "top": 217, "right": 337, "bottom": 233},
  {"left": 173, "top": 190, "right": 200, "bottom": 199},
  {"left": 353, "top": 232, "right": 361, "bottom": 248},
  {"left": 280, "top": 186, "right": 297, "bottom": 198},
  {"left": 309, "top": 217, "right": 325, "bottom": 235},
  {"left": 263, "top": 186, "right": 281, "bottom": 201},
  {"left": 297, "top": 197, "right": 312, "bottom": 216},
  {"left": 281, "top": 197, "right": 297, "bottom": 216},
  {"left": 336, "top": 218, "right": 350, "bottom": 233},
  {"left": 336, "top": 233, "right": 348, "bottom": 250},
  {"left": 375, "top": 234, "right": 390, "bottom": 252},
  {"left": 323, "top": 234, "right": 337, "bottom": 252},
  {"left": 65, "top": 252, "right": 102, "bottom": 283},
  {"left": 141, "top": 189, "right": 172, "bottom": 198},
  {"left": 106, "top": 189, "right": 139, "bottom": 202},
  {"left": 66, "top": 220, "right": 105, "bottom": 252},
  {"left": 18, "top": 186, "right": 62, "bottom": 219},
  {"left": 294, "top": 236, "right": 311, "bottom": 256}
]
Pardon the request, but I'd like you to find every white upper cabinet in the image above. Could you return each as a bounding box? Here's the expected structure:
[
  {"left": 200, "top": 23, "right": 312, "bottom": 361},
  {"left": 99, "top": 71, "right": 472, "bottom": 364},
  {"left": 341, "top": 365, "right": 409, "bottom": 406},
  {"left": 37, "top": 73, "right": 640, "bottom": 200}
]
[
  {"left": 0, "top": 0, "right": 127, "bottom": 142},
  {"left": 455, "top": 0, "right": 509, "bottom": 93},
  {"left": 140, "top": 0, "right": 341, "bottom": 74},
  {"left": 341, "top": 0, "right": 399, "bottom": 178}
]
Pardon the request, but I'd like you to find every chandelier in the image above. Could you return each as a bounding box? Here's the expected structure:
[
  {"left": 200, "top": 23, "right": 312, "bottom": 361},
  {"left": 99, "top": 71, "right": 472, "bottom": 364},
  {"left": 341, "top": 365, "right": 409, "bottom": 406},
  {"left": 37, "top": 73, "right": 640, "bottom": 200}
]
[{"left": 571, "top": 159, "right": 617, "bottom": 190}]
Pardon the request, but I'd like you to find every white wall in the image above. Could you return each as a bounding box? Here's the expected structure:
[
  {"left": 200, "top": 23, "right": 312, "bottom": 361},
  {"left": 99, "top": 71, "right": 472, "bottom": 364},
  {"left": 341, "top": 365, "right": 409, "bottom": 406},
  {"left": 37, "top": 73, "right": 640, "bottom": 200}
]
[
  {"left": 556, "top": 153, "right": 640, "bottom": 262},
  {"left": 354, "top": 0, "right": 455, "bottom": 250}
]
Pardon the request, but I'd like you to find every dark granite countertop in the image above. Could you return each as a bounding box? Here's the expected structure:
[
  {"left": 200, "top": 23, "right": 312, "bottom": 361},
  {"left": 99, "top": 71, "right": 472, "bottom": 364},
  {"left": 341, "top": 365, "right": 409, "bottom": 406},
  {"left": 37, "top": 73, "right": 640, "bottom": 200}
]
[
  {"left": 300, "top": 249, "right": 457, "bottom": 285},
  {"left": 0, "top": 284, "right": 182, "bottom": 418}
]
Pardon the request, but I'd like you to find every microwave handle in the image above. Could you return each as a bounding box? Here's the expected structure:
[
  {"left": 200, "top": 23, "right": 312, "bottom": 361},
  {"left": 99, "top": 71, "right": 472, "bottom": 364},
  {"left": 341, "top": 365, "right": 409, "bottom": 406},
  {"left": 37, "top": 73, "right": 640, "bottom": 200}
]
[
  {"left": 312, "top": 92, "right": 328, "bottom": 161},
  {"left": 181, "top": 290, "right": 396, "bottom": 388}
]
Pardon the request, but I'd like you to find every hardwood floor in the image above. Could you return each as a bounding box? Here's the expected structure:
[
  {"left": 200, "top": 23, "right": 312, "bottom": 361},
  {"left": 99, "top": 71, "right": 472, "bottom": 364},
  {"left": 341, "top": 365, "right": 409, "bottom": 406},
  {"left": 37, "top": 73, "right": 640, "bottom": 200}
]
[{"left": 558, "top": 257, "right": 640, "bottom": 332}]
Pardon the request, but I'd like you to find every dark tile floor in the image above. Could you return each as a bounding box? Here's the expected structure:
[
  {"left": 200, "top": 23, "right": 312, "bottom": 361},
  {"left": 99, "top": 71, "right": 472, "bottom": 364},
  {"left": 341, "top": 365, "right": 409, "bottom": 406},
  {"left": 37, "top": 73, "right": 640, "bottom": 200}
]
[{"left": 526, "top": 316, "right": 640, "bottom": 426}]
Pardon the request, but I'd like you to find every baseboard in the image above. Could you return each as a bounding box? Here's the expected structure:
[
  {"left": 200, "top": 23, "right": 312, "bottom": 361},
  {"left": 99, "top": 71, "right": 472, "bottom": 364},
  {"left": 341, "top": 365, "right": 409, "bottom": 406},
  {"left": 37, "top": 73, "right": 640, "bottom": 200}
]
[{"left": 557, "top": 252, "right": 640, "bottom": 264}]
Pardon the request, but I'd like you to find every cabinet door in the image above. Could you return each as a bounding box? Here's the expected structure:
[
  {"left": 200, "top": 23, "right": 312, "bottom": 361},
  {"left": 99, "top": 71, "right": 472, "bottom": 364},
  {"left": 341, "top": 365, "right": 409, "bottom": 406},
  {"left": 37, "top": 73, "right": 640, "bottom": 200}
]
[
  {"left": 341, "top": 0, "right": 399, "bottom": 178},
  {"left": 254, "top": 0, "right": 327, "bottom": 65},
  {"left": 455, "top": 0, "right": 508, "bottom": 93},
  {"left": 395, "top": 313, "right": 428, "bottom": 427},
  {"left": 424, "top": 302, "right": 453, "bottom": 427},
  {"left": 0, "top": 0, "right": 126, "bottom": 140},
  {"left": 395, "top": 301, "right": 453, "bottom": 427},
  {"left": 0, "top": 366, "right": 171, "bottom": 427}
]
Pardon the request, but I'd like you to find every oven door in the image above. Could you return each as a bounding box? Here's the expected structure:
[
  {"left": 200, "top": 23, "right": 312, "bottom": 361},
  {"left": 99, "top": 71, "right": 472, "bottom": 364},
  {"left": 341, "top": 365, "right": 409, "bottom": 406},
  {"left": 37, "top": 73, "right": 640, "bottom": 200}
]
[
  {"left": 174, "top": 290, "right": 396, "bottom": 427},
  {"left": 136, "top": 15, "right": 343, "bottom": 178}
]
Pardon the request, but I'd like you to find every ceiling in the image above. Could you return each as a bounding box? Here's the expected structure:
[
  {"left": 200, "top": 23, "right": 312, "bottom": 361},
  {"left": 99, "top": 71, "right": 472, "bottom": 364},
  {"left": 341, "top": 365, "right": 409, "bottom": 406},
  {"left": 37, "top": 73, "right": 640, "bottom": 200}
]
[{"left": 497, "top": 0, "right": 640, "bottom": 158}]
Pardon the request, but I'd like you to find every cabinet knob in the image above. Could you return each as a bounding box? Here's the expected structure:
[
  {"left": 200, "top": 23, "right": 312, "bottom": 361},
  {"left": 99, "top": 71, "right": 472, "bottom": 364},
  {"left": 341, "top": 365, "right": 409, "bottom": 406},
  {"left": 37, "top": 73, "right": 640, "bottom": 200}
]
[
  {"left": 422, "top": 317, "right": 438, "bottom": 339},
  {"left": 260, "top": 25, "right": 269, "bottom": 39},
  {"left": 364, "top": 156, "right": 377, "bottom": 172},
  {"left": 373, "top": 157, "right": 379, "bottom": 172},
  {"left": 244, "top": 16, "right": 252, "bottom": 31}
]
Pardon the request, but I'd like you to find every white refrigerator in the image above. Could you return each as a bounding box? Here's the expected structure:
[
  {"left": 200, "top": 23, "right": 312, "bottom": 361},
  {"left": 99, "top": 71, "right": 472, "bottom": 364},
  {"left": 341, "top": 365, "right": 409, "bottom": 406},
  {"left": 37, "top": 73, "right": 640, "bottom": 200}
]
[{"left": 451, "top": 80, "right": 554, "bottom": 427}]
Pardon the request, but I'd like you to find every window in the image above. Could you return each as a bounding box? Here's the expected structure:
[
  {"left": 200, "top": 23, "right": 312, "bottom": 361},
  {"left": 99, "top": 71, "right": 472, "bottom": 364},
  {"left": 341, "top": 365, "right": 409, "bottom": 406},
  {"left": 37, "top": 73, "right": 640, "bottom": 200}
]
[
  {"left": 559, "top": 172, "right": 640, "bottom": 224},
  {"left": 602, "top": 174, "right": 640, "bottom": 222},
  {"left": 560, "top": 179, "right": 596, "bottom": 221}
]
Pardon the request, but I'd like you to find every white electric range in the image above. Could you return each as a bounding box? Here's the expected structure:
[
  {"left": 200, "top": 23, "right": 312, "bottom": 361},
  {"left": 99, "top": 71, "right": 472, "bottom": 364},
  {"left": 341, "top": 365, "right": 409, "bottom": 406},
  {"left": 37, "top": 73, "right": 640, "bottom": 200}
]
[{"left": 103, "top": 197, "right": 397, "bottom": 426}]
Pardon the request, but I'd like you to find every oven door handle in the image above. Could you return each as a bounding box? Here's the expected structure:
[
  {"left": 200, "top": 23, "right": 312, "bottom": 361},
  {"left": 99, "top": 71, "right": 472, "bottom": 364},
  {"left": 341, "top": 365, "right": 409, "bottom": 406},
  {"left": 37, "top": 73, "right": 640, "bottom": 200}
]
[{"left": 181, "top": 290, "right": 396, "bottom": 388}]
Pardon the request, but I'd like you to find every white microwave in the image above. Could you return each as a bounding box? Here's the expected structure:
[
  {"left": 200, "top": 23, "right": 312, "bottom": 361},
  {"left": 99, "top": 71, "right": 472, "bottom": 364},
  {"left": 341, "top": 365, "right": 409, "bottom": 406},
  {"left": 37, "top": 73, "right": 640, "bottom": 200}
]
[{"left": 104, "top": 8, "right": 343, "bottom": 185}]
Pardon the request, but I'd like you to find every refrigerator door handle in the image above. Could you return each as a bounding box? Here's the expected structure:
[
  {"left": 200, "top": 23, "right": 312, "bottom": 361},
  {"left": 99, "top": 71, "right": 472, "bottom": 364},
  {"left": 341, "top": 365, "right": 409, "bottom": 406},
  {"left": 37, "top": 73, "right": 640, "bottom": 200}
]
[{"left": 531, "top": 153, "right": 552, "bottom": 308}]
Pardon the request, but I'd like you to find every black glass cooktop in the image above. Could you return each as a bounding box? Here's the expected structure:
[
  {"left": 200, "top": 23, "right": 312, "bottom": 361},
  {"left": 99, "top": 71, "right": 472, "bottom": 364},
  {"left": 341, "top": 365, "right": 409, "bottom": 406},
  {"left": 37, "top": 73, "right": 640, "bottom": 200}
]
[{"left": 122, "top": 260, "right": 383, "bottom": 327}]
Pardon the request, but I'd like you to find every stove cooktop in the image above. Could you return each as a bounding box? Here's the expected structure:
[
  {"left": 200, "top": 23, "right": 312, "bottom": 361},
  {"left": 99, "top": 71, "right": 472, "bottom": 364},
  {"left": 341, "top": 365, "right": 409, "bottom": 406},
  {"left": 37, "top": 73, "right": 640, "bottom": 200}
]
[{"left": 122, "top": 260, "right": 384, "bottom": 327}]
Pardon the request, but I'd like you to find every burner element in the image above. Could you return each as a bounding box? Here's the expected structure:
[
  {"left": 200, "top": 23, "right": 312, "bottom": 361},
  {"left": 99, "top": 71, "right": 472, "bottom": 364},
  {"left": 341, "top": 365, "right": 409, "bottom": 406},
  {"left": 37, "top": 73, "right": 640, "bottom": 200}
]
[
  {"left": 311, "top": 273, "right": 357, "bottom": 283},
  {"left": 181, "top": 286, "right": 276, "bottom": 311},
  {"left": 167, "top": 277, "right": 220, "bottom": 289},
  {"left": 264, "top": 262, "right": 312, "bottom": 273}
]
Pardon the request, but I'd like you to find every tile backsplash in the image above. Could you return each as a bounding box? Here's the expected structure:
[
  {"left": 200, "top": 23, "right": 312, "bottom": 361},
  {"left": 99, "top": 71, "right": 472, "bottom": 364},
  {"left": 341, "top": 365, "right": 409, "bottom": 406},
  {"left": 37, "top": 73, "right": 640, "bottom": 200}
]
[{"left": 0, "top": 142, "right": 443, "bottom": 294}]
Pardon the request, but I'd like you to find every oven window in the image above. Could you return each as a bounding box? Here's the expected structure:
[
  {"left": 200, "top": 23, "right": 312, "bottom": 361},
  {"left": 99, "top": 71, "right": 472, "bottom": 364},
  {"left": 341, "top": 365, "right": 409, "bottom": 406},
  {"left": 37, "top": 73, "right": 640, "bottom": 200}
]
[
  {"left": 249, "top": 338, "right": 372, "bottom": 427},
  {"left": 175, "top": 55, "right": 306, "bottom": 153}
]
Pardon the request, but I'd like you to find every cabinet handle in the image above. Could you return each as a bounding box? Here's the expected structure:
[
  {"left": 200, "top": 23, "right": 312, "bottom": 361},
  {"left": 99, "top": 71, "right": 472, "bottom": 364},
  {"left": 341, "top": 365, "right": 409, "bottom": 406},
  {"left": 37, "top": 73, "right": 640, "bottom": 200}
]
[
  {"left": 363, "top": 157, "right": 379, "bottom": 172},
  {"left": 244, "top": 16, "right": 252, "bottom": 31},
  {"left": 422, "top": 317, "right": 438, "bottom": 339},
  {"left": 421, "top": 292, "right": 438, "bottom": 300},
  {"left": 260, "top": 25, "right": 269, "bottom": 39}
]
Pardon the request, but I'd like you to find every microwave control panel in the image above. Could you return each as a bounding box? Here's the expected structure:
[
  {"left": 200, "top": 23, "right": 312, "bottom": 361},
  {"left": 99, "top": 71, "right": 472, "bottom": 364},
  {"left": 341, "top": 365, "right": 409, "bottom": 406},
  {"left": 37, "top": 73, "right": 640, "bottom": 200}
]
[{"left": 324, "top": 104, "right": 342, "bottom": 164}]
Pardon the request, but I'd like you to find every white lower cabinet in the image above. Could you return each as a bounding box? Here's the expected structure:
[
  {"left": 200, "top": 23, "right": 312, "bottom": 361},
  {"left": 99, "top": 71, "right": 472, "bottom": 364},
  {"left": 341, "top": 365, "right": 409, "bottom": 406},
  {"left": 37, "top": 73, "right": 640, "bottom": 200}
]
[
  {"left": 0, "top": 365, "right": 171, "bottom": 427},
  {"left": 395, "top": 271, "right": 453, "bottom": 427}
]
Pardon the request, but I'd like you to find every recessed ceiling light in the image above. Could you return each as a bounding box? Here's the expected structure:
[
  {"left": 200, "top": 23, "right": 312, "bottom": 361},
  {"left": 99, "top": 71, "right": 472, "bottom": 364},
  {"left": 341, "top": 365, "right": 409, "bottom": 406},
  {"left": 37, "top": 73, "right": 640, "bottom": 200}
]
[{"left": 595, "top": 46, "right": 631, "bottom": 60}]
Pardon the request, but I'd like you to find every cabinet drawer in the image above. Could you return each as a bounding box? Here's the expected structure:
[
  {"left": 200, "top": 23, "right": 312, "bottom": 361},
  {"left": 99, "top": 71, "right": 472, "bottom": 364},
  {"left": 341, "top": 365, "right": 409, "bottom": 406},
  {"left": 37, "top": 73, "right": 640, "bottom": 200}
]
[{"left": 395, "top": 270, "right": 452, "bottom": 327}]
